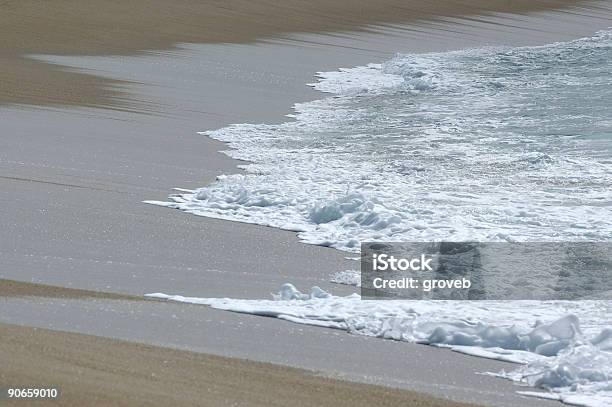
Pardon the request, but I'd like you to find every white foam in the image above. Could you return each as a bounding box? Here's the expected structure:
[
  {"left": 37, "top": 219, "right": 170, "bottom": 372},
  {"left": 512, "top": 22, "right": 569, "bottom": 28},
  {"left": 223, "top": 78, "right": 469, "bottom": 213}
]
[
  {"left": 147, "top": 285, "right": 612, "bottom": 406},
  {"left": 329, "top": 269, "right": 361, "bottom": 287},
  {"left": 310, "top": 63, "right": 404, "bottom": 94},
  {"left": 507, "top": 342, "right": 612, "bottom": 407}
]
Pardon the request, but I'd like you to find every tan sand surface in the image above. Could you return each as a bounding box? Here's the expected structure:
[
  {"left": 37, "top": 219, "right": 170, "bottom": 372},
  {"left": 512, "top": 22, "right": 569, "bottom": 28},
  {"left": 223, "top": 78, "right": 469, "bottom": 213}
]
[
  {"left": 0, "top": 322, "right": 481, "bottom": 407},
  {"left": 0, "top": 279, "right": 142, "bottom": 300}
]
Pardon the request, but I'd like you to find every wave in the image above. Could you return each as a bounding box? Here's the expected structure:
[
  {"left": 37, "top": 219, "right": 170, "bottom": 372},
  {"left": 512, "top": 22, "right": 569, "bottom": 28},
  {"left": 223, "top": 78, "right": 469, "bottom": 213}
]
[{"left": 147, "top": 30, "right": 612, "bottom": 251}]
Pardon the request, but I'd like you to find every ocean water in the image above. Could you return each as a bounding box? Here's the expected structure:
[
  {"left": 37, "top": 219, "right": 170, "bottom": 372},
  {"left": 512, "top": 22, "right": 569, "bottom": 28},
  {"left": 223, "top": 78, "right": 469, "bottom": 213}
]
[
  {"left": 149, "top": 30, "right": 612, "bottom": 406},
  {"left": 150, "top": 29, "right": 612, "bottom": 250}
]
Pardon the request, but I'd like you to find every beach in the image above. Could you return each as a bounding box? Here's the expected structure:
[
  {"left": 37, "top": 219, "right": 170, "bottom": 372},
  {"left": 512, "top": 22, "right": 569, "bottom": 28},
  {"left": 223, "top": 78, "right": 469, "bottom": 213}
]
[
  {"left": 0, "top": 0, "right": 590, "bottom": 108},
  {"left": 2, "top": 0, "right": 612, "bottom": 405},
  {"left": 1, "top": 322, "right": 480, "bottom": 407}
]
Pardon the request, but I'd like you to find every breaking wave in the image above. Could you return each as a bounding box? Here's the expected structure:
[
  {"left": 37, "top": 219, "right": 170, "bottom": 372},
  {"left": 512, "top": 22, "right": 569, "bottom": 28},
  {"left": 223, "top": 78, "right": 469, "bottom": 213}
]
[{"left": 148, "top": 30, "right": 612, "bottom": 251}]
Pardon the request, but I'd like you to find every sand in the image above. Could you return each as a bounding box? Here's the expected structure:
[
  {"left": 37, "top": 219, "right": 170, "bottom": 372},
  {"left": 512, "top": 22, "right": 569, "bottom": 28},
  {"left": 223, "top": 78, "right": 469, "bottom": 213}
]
[
  {"left": 2, "top": 1, "right": 612, "bottom": 406},
  {"left": 0, "top": 0, "right": 593, "bottom": 108},
  {"left": 0, "top": 279, "right": 143, "bottom": 300},
  {"left": 0, "top": 322, "right": 480, "bottom": 407}
]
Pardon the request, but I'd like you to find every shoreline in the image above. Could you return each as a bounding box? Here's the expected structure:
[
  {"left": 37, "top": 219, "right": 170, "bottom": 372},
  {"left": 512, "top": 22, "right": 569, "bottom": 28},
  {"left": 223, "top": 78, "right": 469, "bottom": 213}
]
[
  {"left": 2, "top": 2, "right": 612, "bottom": 406},
  {"left": 1, "top": 0, "right": 594, "bottom": 109}
]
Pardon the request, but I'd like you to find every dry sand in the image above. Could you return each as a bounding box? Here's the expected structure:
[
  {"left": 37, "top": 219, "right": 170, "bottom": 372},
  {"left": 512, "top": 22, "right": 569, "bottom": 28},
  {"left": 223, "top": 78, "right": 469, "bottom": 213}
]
[
  {"left": 0, "top": 322, "right": 480, "bottom": 407},
  {"left": 0, "top": 0, "right": 590, "bottom": 108}
]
